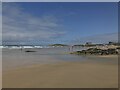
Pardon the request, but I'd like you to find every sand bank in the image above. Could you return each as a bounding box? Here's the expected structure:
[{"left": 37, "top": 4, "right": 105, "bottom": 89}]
[{"left": 96, "top": 55, "right": 118, "bottom": 58}]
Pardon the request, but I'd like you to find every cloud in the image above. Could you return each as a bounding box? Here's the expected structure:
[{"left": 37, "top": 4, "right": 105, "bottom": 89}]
[{"left": 2, "top": 3, "right": 66, "bottom": 45}]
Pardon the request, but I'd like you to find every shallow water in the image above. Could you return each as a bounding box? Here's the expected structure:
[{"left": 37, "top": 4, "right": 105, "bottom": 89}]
[{"left": 2, "top": 47, "right": 118, "bottom": 71}]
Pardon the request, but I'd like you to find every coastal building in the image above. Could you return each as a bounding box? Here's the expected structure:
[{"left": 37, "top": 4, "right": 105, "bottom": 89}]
[
  {"left": 85, "top": 42, "right": 92, "bottom": 45},
  {"left": 108, "top": 42, "right": 116, "bottom": 45}
]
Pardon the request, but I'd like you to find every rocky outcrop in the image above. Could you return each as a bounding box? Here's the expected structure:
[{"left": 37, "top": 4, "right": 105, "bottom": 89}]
[{"left": 70, "top": 48, "right": 119, "bottom": 55}]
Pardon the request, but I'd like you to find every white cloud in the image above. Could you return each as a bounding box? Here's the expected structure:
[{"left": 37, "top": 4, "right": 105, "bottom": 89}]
[{"left": 2, "top": 3, "right": 66, "bottom": 45}]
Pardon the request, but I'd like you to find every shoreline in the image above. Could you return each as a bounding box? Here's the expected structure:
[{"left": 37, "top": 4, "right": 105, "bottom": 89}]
[
  {"left": 3, "top": 54, "right": 118, "bottom": 72},
  {"left": 95, "top": 55, "right": 118, "bottom": 58}
]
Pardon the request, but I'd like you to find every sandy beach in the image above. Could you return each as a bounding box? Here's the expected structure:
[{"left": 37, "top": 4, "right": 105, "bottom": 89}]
[
  {"left": 2, "top": 48, "right": 118, "bottom": 88},
  {"left": 3, "top": 59, "right": 118, "bottom": 88}
]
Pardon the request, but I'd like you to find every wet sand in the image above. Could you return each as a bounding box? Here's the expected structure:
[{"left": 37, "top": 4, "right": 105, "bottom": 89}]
[
  {"left": 3, "top": 60, "right": 118, "bottom": 88},
  {"left": 95, "top": 55, "right": 118, "bottom": 58},
  {"left": 2, "top": 48, "right": 118, "bottom": 88}
]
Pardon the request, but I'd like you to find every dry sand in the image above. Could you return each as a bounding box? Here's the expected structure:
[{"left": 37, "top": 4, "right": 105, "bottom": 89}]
[{"left": 3, "top": 60, "right": 118, "bottom": 88}]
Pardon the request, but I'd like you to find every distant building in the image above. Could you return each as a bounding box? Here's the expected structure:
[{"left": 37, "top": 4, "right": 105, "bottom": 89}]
[
  {"left": 85, "top": 42, "right": 92, "bottom": 45},
  {"left": 108, "top": 42, "right": 115, "bottom": 45}
]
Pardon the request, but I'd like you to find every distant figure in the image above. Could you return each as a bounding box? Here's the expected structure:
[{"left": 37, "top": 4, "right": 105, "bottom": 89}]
[
  {"left": 69, "top": 45, "right": 73, "bottom": 52},
  {"left": 20, "top": 47, "right": 22, "bottom": 51},
  {"left": 20, "top": 46, "right": 23, "bottom": 51}
]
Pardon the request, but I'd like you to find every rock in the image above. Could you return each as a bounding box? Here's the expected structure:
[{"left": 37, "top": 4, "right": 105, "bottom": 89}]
[
  {"left": 70, "top": 48, "right": 118, "bottom": 55},
  {"left": 25, "top": 50, "right": 36, "bottom": 52}
]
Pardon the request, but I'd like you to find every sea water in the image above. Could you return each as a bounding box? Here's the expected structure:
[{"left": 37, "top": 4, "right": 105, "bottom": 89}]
[{"left": 2, "top": 47, "right": 118, "bottom": 71}]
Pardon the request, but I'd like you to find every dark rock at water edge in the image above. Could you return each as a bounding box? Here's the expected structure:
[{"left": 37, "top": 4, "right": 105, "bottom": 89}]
[
  {"left": 70, "top": 48, "right": 119, "bottom": 55},
  {"left": 25, "top": 50, "right": 36, "bottom": 52}
]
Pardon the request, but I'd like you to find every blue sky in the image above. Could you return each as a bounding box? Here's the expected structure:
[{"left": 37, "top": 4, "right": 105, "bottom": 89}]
[{"left": 2, "top": 2, "right": 118, "bottom": 45}]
